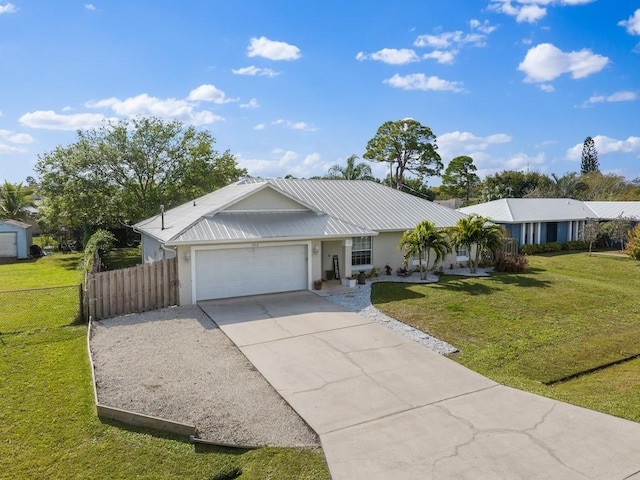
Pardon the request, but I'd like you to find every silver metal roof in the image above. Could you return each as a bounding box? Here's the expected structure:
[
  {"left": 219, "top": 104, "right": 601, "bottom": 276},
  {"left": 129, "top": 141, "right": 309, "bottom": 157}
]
[
  {"left": 135, "top": 178, "right": 467, "bottom": 245},
  {"left": 584, "top": 201, "right": 640, "bottom": 221},
  {"left": 172, "top": 212, "right": 376, "bottom": 244},
  {"left": 255, "top": 178, "right": 467, "bottom": 230},
  {"left": 460, "top": 198, "right": 640, "bottom": 223}
]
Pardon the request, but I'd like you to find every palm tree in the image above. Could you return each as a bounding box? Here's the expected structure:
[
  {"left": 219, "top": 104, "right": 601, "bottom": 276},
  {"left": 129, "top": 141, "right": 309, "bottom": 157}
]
[
  {"left": 399, "top": 220, "right": 451, "bottom": 280},
  {"left": 451, "top": 214, "right": 503, "bottom": 273},
  {"left": 327, "top": 154, "right": 374, "bottom": 180},
  {"left": 0, "top": 181, "right": 35, "bottom": 221}
]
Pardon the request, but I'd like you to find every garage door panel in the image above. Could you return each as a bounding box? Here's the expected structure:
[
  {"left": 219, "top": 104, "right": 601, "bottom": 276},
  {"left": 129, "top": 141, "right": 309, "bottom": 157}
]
[
  {"left": 195, "top": 245, "right": 308, "bottom": 301},
  {"left": 0, "top": 233, "right": 17, "bottom": 257}
]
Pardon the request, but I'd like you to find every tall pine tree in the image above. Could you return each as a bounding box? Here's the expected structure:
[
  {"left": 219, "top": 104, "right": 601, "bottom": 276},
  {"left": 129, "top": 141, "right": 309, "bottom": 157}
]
[{"left": 581, "top": 136, "right": 599, "bottom": 174}]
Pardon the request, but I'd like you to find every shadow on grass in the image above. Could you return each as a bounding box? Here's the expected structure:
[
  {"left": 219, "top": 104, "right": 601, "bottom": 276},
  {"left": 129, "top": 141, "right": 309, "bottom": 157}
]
[
  {"left": 371, "top": 282, "right": 427, "bottom": 303},
  {"left": 489, "top": 273, "right": 554, "bottom": 289},
  {"left": 431, "top": 276, "right": 501, "bottom": 295}
]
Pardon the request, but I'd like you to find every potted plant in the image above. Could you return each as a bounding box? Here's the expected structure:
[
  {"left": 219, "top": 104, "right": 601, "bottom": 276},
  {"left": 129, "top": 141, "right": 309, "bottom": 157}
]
[
  {"left": 342, "top": 276, "right": 357, "bottom": 288},
  {"left": 313, "top": 279, "right": 323, "bottom": 290},
  {"left": 325, "top": 270, "right": 335, "bottom": 281}
]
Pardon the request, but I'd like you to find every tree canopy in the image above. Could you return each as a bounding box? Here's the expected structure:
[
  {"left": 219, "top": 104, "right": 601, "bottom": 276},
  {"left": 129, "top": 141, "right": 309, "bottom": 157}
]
[
  {"left": 326, "top": 154, "right": 374, "bottom": 180},
  {"left": 363, "top": 119, "right": 442, "bottom": 190},
  {"left": 441, "top": 155, "right": 479, "bottom": 203},
  {"left": 0, "top": 181, "right": 35, "bottom": 221},
  {"left": 35, "top": 117, "right": 246, "bottom": 234},
  {"left": 581, "top": 136, "right": 599, "bottom": 174}
]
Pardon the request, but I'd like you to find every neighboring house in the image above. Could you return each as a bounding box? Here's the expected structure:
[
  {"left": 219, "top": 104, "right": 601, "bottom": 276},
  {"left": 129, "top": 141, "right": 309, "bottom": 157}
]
[
  {"left": 0, "top": 219, "right": 32, "bottom": 260},
  {"left": 459, "top": 198, "right": 640, "bottom": 246},
  {"left": 134, "top": 178, "right": 467, "bottom": 304}
]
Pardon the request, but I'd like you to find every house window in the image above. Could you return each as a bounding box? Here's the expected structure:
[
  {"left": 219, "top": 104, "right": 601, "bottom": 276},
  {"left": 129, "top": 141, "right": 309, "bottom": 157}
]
[
  {"left": 352, "top": 236, "right": 372, "bottom": 266},
  {"left": 456, "top": 245, "right": 468, "bottom": 259}
]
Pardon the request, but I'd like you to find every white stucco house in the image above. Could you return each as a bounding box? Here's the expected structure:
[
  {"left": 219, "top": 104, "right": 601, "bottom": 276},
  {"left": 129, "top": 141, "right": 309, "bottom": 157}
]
[{"left": 134, "top": 178, "right": 468, "bottom": 304}]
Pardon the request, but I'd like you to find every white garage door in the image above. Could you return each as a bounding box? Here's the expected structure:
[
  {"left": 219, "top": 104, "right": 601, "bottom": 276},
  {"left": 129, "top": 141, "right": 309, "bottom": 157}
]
[
  {"left": 195, "top": 244, "right": 308, "bottom": 301},
  {"left": 0, "top": 232, "right": 17, "bottom": 257}
]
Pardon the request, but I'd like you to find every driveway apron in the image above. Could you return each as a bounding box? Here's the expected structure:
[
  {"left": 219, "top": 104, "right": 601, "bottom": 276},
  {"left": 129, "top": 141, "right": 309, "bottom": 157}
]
[{"left": 199, "top": 291, "right": 640, "bottom": 480}]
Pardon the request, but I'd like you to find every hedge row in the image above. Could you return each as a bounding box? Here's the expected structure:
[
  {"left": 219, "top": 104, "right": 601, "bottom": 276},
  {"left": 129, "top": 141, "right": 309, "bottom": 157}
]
[{"left": 519, "top": 240, "right": 589, "bottom": 255}]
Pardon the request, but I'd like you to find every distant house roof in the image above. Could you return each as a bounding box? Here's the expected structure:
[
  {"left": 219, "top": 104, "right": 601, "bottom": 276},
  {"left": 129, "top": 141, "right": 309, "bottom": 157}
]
[
  {"left": 0, "top": 219, "right": 32, "bottom": 229},
  {"left": 135, "top": 178, "right": 467, "bottom": 245},
  {"left": 458, "top": 198, "right": 640, "bottom": 223}
]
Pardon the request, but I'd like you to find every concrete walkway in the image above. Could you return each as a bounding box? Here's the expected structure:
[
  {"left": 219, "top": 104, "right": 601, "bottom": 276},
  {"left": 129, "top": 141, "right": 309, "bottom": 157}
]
[{"left": 199, "top": 292, "right": 640, "bottom": 480}]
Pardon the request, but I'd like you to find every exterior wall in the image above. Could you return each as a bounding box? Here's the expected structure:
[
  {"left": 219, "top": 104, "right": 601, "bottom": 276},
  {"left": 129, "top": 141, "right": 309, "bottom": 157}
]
[
  {"left": 322, "top": 240, "right": 343, "bottom": 279},
  {"left": 371, "top": 231, "right": 459, "bottom": 273},
  {"left": 0, "top": 222, "right": 31, "bottom": 259},
  {"left": 141, "top": 234, "right": 177, "bottom": 263},
  {"left": 225, "top": 188, "right": 307, "bottom": 211}
]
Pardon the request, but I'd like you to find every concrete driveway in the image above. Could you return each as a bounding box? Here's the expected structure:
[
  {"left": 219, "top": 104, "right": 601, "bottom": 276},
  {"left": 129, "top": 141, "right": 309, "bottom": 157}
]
[{"left": 199, "top": 291, "right": 640, "bottom": 480}]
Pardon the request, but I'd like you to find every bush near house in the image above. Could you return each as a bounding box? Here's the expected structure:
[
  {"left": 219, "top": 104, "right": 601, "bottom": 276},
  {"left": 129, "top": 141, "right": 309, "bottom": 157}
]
[{"left": 520, "top": 240, "right": 589, "bottom": 254}]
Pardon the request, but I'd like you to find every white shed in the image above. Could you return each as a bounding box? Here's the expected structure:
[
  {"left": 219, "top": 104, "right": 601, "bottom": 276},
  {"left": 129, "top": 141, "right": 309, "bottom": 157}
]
[{"left": 0, "top": 219, "right": 33, "bottom": 260}]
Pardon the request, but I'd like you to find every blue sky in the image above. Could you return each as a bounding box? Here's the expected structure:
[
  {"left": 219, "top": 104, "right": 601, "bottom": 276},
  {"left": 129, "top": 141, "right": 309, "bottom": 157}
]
[{"left": 1, "top": 1, "right": 639, "bottom": 186}]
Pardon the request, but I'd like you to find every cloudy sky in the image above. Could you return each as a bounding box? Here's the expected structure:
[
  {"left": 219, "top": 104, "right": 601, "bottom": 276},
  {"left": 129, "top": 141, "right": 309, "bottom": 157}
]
[{"left": 1, "top": 1, "right": 639, "bottom": 185}]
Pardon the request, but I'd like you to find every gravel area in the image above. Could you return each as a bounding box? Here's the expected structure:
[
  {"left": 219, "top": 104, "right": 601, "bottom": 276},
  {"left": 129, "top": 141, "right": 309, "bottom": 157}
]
[
  {"left": 323, "top": 269, "right": 491, "bottom": 355},
  {"left": 90, "top": 306, "right": 319, "bottom": 447}
]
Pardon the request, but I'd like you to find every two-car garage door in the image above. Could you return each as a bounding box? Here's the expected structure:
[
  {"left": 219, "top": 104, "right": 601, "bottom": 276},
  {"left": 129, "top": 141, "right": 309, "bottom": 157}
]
[{"left": 195, "top": 244, "right": 308, "bottom": 301}]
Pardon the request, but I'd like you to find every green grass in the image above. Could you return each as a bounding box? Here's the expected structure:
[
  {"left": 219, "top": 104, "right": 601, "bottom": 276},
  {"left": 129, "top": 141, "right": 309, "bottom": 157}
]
[
  {"left": 372, "top": 251, "right": 640, "bottom": 422},
  {"left": 0, "top": 253, "right": 84, "bottom": 290},
  {"left": 1, "top": 251, "right": 329, "bottom": 479},
  {"left": 102, "top": 247, "right": 142, "bottom": 270}
]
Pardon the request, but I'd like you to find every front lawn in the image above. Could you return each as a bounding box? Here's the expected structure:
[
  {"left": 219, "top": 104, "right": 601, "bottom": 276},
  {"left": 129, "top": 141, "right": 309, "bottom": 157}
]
[
  {"left": 372, "top": 252, "right": 640, "bottom": 422},
  {"left": 1, "top": 252, "right": 329, "bottom": 479}
]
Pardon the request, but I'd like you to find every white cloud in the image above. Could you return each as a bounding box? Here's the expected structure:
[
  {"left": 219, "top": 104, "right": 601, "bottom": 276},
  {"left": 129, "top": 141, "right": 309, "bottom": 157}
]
[
  {"left": 470, "top": 19, "right": 498, "bottom": 34},
  {"left": 0, "top": 3, "right": 17, "bottom": 14},
  {"left": 247, "top": 36, "right": 301, "bottom": 61},
  {"left": 517, "top": 4, "right": 547, "bottom": 23},
  {"left": 414, "top": 31, "right": 487, "bottom": 49},
  {"left": 422, "top": 50, "right": 457, "bottom": 65},
  {"left": 253, "top": 123, "right": 265, "bottom": 130},
  {"left": 566, "top": 135, "right": 640, "bottom": 160},
  {"left": 0, "top": 144, "right": 27, "bottom": 154},
  {"left": 232, "top": 65, "right": 280, "bottom": 77},
  {"left": 489, "top": 0, "right": 595, "bottom": 23},
  {"left": 356, "top": 48, "right": 419, "bottom": 65},
  {"left": 504, "top": 152, "right": 546, "bottom": 170},
  {"left": 518, "top": 43, "right": 609, "bottom": 82},
  {"left": 384, "top": 73, "right": 464, "bottom": 92},
  {"left": 619, "top": 9, "right": 640, "bottom": 36},
  {"left": 271, "top": 119, "right": 316, "bottom": 131},
  {"left": 19, "top": 110, "right": 111, "bottom": 130},
  {"left": 539, "top": 83, "right": 556, "bottom": 92},
  {"left": 438, "top": 131, "right": 512, "bottom": 159},
  {"left": 187, "top": 84, "right": 236, "bottom": 104},
  {"left": 0, "top": 130, "right": 34, "bottom": 144},
  {"left": 86, "top": 92, "right": 225, "bottom": 125},
  {"left": 581, "top": 90, "right": 638, "bottom": 107},
  {"left": 85, "top": 4, "right": 96, "bottom": 10},
  {"left": 240, "top": 98, "right": 260, "bottom": 109}
]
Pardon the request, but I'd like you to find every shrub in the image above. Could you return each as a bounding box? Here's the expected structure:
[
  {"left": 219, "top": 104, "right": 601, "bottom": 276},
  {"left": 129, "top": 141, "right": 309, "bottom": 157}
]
[
  {"left": 626, "top": 224, "right": 640, "bottom": 261},
  {"left": 494, "top": 254, "right": 529, "bottom": 272},
  {"left": 520, "top": 244, "right": 544, "bottom": 255},
  {"left": 562, "top": 240, "right": 589, "bottom": 251},
  {"left": 543, "top": 242, "right": 561, "bottom": 252},
  {"left": 83, "top": 229, "right": 116, "bottom": 273}
]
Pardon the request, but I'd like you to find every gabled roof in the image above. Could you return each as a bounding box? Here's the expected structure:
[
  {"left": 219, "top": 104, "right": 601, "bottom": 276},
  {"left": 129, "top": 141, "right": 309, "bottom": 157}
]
[
  {"left": 135, "top": 178, "right": 467, "bottom": 245},
  {"left": 459, "top": 198, "right": 640, "bottom": 223},
  {"left": 254, "top": 178, "right": 466, "bottom": 231}
]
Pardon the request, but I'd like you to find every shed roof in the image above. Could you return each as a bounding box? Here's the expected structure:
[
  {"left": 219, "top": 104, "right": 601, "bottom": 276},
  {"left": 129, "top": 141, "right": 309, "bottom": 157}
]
[{"left": 0, "top": 219, "right": 32, "bottom": 229}]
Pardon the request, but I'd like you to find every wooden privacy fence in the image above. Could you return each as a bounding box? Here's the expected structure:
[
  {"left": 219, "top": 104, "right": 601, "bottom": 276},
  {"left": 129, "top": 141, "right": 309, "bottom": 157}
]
[{"left": 85, "top": 258, "right": 178, "bottom": 320}]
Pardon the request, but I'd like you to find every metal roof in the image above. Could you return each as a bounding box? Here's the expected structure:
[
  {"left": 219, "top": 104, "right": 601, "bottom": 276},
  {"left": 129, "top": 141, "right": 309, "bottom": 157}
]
[
  {"left": 251, "top": 178, "right": 467, "bottom": 230},
  {"left": 135, "top": 178, "right": 467, "bottom": 245},
  {"left": 172, "top": 212, "right": 375, "bottom": 244},
  {"left": 459, "top": 198, "right": 599, "bottom": 223},
  {"left": 584, "top": 201, "right": 640, "bottom": 221}
]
